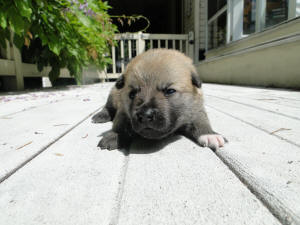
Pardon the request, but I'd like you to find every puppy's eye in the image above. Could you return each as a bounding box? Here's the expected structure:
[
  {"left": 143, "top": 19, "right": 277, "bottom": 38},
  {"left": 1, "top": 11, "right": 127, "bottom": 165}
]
[
  {"left": 129, "top": 90, "right": 137, "bottom": 99},
  {"left": 164, "top": 88, "right": 176, "bottom": 96}
]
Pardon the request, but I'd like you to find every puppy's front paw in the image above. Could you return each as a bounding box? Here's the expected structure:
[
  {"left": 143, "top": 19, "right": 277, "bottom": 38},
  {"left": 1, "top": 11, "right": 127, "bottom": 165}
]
[
  {"left": 198, "top": 134, "right": 226, "bottom": 151},
  {"left": 98, "top": 131, "right": 119, "bottom": 150},
  {"left": 92, "top": 108, "right": 111, "bottom": 123}
]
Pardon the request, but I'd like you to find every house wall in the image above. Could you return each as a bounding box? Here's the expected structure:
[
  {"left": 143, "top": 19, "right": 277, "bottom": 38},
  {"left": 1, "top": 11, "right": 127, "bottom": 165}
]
[
  {"left": 197, "top": 37, "right": 300, "bottom": 89},
  {"left": 197, "top": 18, "right": 300, "bottom": 89}
]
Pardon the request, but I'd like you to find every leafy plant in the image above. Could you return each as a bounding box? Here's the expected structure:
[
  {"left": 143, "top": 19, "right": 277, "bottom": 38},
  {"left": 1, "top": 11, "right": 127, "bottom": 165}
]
[{"left": 0, "top": 0, "right": 117, "bottom": 84}]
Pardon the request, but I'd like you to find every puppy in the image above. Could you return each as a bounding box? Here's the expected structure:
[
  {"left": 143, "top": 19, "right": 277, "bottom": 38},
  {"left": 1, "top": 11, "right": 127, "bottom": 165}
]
[{"left": 92, "top": 49, "right": 226, "bottom": 150}]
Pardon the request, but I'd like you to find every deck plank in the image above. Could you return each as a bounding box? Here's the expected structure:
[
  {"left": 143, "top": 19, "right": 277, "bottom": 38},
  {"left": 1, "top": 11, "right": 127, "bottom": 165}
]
[
  {"left": 117, "top": 138, "right": 280, "bottom": 225},
  {"left": 205, "top": 95, "right": 300, "bottom": 147},
  {"left": 1, "top": 82, "right": 299, "bottom": 225},
  {"left": 204, "top": 83, "right": 300, "bottom": 101},
  {"left": 206, "top": 106, "right": 300, "bottom": 224},
  {"left": 0, "top": 83, "right": 112, "bottom": 117},
  {"left": 0, "top": 84, "right": 113, "bottom": 182},
  {"left": 203, "top": 84, "right": 300, "bottom": 120},
  {"left": 0, "top": 118, "right": 126, "bottom": 225}
]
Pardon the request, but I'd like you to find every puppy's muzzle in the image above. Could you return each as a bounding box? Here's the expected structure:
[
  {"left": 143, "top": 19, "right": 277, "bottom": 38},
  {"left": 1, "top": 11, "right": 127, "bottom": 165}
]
[
  {"left": 136, "top": 108, "right": 158, "bottom": 125},
  {"left": 132, "top": 106, "right": 171, "bottom": 139}
]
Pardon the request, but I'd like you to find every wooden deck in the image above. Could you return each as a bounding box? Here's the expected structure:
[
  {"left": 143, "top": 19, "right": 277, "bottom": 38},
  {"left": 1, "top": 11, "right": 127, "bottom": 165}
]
[{"left": 0, "top": 83, "right": 299, "bottom": 225}]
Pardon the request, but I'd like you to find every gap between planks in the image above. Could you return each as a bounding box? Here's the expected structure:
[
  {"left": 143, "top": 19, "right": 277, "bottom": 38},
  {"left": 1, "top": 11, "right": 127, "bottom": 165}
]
[
  {"left": 108, "top": 151, "right": 130, "bottom": 225},
  {"left": 0, "top": 106, "right": 104, "bottom": 184}
]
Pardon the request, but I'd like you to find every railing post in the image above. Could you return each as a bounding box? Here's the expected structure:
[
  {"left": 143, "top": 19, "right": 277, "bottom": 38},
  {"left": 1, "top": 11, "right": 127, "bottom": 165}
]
[
  {"left": 226, "top": 0, "right": 233, "bottom": 43},
  {"left": 188, "top": 31, "right": 194, "bottom": 60},
  {"left": 12, "top": 44, "right": 24, "bottom": 90},
  {"left": 5, "top": 40, "right": 12, "bottom": 60},
  {"left": 137, "top": 32, "right": 145, "bottom": 55}
]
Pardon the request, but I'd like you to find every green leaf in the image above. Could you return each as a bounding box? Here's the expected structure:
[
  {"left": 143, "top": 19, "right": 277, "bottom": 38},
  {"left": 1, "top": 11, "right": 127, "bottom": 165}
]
[
  {"left": 0, "top": 12, "right": 7, "bottom": 29},
  {"left": 15, "top": 0, "right": 32, "bottom": 18},
  {"left": 48, "top": 65, "right": 60, "bottom": 84},
  {"left": 13, "top": 34, "right": 24, "bottom": 49},
  {"left": 8, "top": 6, "right": 28, "bottom": 34},
  {"left": 77, "top": 12, "right": 91, "bottom": 27},
  {"left": 39, "top": 32, "right": 48, "bottom": 46},
  {"left": 48, "top": 42, "right": 61, "bottom": 55},
  {"left": 0, "top": 29, "right": 8, "bottom": 48}
]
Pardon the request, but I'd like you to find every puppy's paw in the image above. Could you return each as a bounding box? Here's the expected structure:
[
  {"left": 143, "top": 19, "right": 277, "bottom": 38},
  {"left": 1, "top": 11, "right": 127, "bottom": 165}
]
[
  {"left": 92, "top": 108, "right": 111, "bottom": 123},
  {"left": 97, "top": 131, "right": 119, "bottom": 150},
  {"left": 198, "top": 134, "right": 226, "bottom": 151}
]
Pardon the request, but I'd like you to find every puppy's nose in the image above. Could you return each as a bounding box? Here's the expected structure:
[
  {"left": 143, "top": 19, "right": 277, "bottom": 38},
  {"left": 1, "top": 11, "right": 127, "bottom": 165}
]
[
  {"left": 144, "top": 108, "right": 155, "bottom": 121},
  {"left": 137, "top": 108, "right": 155, "bottom": 123}
]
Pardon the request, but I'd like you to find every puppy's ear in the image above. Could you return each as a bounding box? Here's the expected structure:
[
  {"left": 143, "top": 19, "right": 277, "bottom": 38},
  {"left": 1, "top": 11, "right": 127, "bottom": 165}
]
[
  {"left": 115, "top": 74, "right": 125, "bottom": 89},
  {"left": 191, "top": 72, "right": 202, "bottom": 88}
]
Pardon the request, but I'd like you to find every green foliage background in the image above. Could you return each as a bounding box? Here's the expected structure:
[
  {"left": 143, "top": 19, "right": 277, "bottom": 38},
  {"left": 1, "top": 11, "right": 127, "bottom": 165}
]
[{"left": 0, "top": 0, "right": 116, "bottom": 84}]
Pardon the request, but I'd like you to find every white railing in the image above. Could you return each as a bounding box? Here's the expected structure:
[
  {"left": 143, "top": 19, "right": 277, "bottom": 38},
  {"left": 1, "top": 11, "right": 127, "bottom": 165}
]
[
  {"left": 0, "top": 43, "right": 107, "bottom": 90},
  {"left": 0, "top": 42, "right": 73, "bottom": 90},
  {"left": 102, "top": 32, "right": 193, "bottom": 79},
  {"left": 0, "top": 32, "right": 193, "bottom": 90}
]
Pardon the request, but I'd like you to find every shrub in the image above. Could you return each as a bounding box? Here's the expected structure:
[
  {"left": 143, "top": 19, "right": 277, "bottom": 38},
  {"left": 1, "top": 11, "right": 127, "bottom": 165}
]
[{"left": 0, "top": 0, "right": 116, "bottom": 84}]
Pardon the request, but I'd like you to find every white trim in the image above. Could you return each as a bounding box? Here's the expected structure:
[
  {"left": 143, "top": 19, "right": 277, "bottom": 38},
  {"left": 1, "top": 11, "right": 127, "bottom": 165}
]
[
  {"left": 226, "top": 0, "right": 233, "bottom": 43},
  {"left": 289, "top": 0, "right": 297, "bottom": 19},
  {"left": 288, "top": 0, "right": 300, "bottom": 19},
  {"left": 111, "top": 45, "right": 116, "bottom": 74},
  {"left": 298, "top": 0, "right": 300, "bottom": 17},
  {"left": 120, "top": 40, "right": 125, "bottom": 72},
  {"left": 255, "top": 0, "right": 266, "bottom": 32},
  {"left": 128, "top": 40, "right": 132, "bottom": 59},
  {"left": 231, "top": 0, "right": 244, "bottom": 41}
]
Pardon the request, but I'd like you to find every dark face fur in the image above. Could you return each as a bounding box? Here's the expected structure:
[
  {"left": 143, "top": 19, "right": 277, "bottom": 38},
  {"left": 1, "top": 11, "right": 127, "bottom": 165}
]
[{"left": 127, "top": 83, "right": 179, "bottom": 139}]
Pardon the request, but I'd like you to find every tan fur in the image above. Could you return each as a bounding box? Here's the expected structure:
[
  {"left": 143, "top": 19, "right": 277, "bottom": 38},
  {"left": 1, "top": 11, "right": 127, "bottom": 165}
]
[
  {"left": 120, "top": 49, "right": 199, "bottom": 116},
  {"left": 124, "top": 49, "right": 197, "bottom": 92}
]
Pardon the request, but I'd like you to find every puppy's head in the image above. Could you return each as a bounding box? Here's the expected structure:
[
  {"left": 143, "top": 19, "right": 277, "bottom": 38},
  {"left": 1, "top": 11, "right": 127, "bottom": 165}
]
[{"left": 118, "top": 49, "right": 202, "bottom": 139}]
